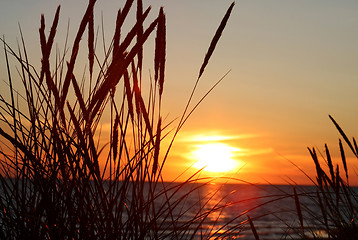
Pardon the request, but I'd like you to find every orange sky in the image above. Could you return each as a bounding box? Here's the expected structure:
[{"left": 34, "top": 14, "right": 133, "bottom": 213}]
[{"left": 1, "top": 0, "right": 358, "bottom": 185}]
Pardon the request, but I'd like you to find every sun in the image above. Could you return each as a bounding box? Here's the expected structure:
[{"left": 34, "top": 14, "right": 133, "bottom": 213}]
[{"left": 190, "top": 143, "right": 241, "bottom": 173}]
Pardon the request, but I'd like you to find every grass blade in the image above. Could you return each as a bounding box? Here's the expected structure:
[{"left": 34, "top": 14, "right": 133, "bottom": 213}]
[
  {"left": 47, "top": 6, "right": 61, "bottom": 56},
  {"left": 325, "top": 144, "right": 335, "bottom": 186},
  {"left": 113, "top": 115, "right": 120, "bottom": 162},
  {"left": 152, "top": 118, "right": 161, "bottom": 176},
  {"left": 136, "top": 0, "right": 143, "bottom": 74},
  {"left": 293, "top": 186, "right": 304, "bottom": 233},
  {"left": 88, "top": 0, "right": 95, "bottom": 77},
  {"left": 329, "top": 115, "right": 358, "bottom": 157},
  {"left": 339, "top": 139, "right": 349, "bottom": 181},
  {"left": 247, "top": 215, "right": 260, "bottom": 240},
  {"left": 198, "top": 2, "right": 234, "bottom": 79}
]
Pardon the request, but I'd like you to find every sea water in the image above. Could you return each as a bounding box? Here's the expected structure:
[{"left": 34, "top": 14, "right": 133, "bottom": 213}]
[
  {"left": 1, "top": 179, "right": 346, "bottom": 239},
  {"left": 151, "top": 183, "right": 327, "bottom": 239}
]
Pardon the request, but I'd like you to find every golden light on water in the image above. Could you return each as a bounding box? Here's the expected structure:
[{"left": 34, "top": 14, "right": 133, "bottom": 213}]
[{"left": 190, "top": 142, "right": 242, "bottom": 173}]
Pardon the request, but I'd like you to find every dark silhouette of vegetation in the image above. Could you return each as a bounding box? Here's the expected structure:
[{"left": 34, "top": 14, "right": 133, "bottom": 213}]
[
  {"left": 0, "top": 1, "right": 244, "bottom": 239},
  {"left": 247, "top": 116, "right": 358, "bottom": 239},
  {"left": 289, "top": 115, "right": 358, "bottom": 239},
  {"left": 3, "top": 1, "right": 357, "bottom": 239}
]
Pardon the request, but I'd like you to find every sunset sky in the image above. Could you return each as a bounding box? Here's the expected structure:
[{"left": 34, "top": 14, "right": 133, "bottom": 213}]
[{"left": 1, "top": 0, "right": 358, "bottom": 185}]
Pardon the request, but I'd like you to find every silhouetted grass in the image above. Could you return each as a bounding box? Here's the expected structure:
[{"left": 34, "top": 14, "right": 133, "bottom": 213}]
[
  {"left": 246, "top": 115, "right": 358, "bottom": 239},
  {"left": 289, "top": 115, "right": 358, "bottom": 239},
  {"left": 0, "top": 1, "right": 251, "bottom": 239}
]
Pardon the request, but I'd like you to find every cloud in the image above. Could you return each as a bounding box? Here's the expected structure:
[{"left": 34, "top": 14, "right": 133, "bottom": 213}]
[
  {"left": 178, "top": 132, "right": 259, "bottom": 143},
  {"left": 234, "top": 148, "right": 274, "bottom": 157}
]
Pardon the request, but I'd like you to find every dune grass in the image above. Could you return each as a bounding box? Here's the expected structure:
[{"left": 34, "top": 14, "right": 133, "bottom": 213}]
[
  {"left": 287, "top": 115, "right": 358, "bottom": 239},
  {"left": 245, "top": 115, "right": 358, "bottom": 240},
  {"left": 4, "top": 1, "right": 357, "bottom": 239},
  {"left": 0, "top": 0, "right": 248, "bottom": 239}
]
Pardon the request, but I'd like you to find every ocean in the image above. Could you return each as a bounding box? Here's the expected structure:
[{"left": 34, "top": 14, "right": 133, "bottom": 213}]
[
  {"left": 151, "top": 183, "right": 327, "bottom": 239},
  {"left": 2, "top": 179, "right": 351, "bottom": 239}
]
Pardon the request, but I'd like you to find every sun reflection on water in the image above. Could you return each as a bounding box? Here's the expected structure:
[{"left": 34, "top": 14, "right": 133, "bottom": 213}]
[{"left": 191, "top": 183, "right": 263, "bottom": 238}]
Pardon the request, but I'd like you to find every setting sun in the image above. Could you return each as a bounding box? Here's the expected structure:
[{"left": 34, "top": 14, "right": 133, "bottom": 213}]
[{"left": 190, "top": 143, "right": 241, "bottom": 173}]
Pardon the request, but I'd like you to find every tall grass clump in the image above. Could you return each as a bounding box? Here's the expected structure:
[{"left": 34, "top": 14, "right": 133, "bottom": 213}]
[
  {"left": 279, "top": 115, "right": 358, "bottom": 239},
  {"left": 243, "top": 116, "right": 358, "bottom": 239},
  {"left": 0, "top": 0, "right": 247, "bottom": 239}
]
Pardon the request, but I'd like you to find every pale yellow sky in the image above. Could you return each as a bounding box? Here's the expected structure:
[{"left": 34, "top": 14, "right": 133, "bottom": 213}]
[{"left": 1, "top": 0, "right": 358, "bottom": 184}]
